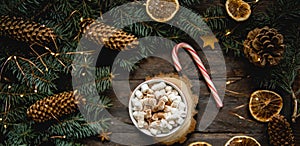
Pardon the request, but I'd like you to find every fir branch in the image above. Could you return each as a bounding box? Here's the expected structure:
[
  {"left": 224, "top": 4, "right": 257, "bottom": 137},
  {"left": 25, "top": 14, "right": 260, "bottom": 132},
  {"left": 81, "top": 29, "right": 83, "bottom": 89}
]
[
  {"left": 202, "top": 6, "right": 227, "bottom": 31},
  {"left": 52, "top": 139, "right": 83, "bottom": 146},
  {"left": 179, "top": 0, "right": 203, "bottom": 7},
  {"left": 5, "top": 123, "right": 37, "bottom": 145},
  {"left": 47, "top": 113, "right": 110, "bottom": 140},
  {"left": 73, "top": 66, "right": 113, "bottom": 94}
]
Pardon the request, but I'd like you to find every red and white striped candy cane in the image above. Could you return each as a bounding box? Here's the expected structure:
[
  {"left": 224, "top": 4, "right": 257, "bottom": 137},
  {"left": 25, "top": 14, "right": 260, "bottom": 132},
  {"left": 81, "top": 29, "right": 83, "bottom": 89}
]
[{"left": 172, "top": 42, "right": 223, "bottom": 108}]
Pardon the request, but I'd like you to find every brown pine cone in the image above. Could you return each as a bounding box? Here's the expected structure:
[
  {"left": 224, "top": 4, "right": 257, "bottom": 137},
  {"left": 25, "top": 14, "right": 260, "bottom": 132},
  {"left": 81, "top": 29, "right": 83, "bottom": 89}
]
[
  {"left": 0, "top": 16, "right": 56, "bottom": 45},
  {"left": 244, "top": 26, "right": 285, "bottom": 67},
  {"left": 27, "top": 91, "right": 85, "bottom": 123},
  {"left": 80, "top": 18, "right": 139, "bottom": 51},
  {"left": 268, "top": 114, "right": 295, "bottom": 146}
]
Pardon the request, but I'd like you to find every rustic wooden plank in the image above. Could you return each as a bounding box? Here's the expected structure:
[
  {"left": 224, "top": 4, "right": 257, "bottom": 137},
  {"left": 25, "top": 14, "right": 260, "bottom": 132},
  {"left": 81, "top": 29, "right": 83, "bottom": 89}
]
[{"left": 126, "top": 55, "right": 249, "bottom": 80}]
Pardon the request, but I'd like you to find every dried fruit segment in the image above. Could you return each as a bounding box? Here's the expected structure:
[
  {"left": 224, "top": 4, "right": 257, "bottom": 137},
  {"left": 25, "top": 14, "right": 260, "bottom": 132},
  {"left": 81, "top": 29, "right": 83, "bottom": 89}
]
[
  {"left": 188, "top": 141, "right": 212, "bottom": 146},
  {"left": 225, "top": 0, "right": 251, "bottom": 21},
  {"left": 146, "top": 0, "right": 180, "bottom": 22},
  {"left": 225, "top": 136, "right": 261, "bottom": 146},
  {"left": 249, "top": 90, "right": 283, "bottom": 122}
]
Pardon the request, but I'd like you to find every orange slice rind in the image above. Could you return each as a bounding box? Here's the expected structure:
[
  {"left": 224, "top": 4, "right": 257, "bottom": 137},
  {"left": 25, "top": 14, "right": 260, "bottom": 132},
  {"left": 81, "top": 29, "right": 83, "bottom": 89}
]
[
  {"left": 249, "top": 90, "right": 283, "bottom": 122},
  {"left": 225, "top": 0, "right": 251, "bottom": 21},
  {"left": 146, "top": 0, "right": 180, "bottom": 22},
  {"left": 188, "top": 141, "right": 212, "bottom": 146},
  {"left": 225, "top": 135, "right": 261, "bottom": 146}
]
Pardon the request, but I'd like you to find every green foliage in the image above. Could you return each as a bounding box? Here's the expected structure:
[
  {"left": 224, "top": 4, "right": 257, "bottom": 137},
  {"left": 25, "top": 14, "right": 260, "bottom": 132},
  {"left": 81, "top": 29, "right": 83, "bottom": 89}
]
[
  {"left": 0, "top": 0, "right": 299, "bottom": 145},
  {"left": 0, "top": 0, "right": 120, "bottom": 145},
  {"left": 202, "top": 0, "right": 299, "bottom": 92}
]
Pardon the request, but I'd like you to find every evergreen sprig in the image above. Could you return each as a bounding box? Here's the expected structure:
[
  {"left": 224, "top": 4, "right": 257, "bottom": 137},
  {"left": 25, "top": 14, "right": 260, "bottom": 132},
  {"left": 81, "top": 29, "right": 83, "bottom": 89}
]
[
  {"left": 0, "top": 0, "right": 119, "bottom": 145},
  {"left": 0, "top": 0, "right": 299, "bottom": 145},
  {"left": 202, "top": 0, "right": 299, "bottom": 92}
]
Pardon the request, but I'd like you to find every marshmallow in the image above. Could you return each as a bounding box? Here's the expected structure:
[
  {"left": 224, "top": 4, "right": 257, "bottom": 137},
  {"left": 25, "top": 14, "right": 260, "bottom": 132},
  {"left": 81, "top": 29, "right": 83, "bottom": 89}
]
[{"left": 151, "top": 82, "right": 167, "bottom": 91}]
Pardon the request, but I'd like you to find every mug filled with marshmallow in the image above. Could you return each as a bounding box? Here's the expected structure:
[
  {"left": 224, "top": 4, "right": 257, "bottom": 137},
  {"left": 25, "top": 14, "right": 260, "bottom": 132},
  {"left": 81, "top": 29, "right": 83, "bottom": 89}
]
[{"left": 129, "top": 79, "right": 187, "bottom": 137}]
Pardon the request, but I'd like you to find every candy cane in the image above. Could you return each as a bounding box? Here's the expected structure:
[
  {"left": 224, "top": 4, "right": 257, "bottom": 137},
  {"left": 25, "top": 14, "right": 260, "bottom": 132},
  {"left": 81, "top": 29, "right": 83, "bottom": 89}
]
[{"left": 172, "top": 42, "right": 223, "bottom": 108}]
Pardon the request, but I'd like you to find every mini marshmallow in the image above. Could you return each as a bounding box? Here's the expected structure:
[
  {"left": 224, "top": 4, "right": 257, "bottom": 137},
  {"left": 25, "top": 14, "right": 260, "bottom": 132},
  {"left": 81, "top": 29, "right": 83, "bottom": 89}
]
[
  {"left": 160, "top": 96, "right": 168, "bottom": 102},
  {"left": 172, "top": 90, "right": 179, "bottom": 95},
  {"left": 166, "top": 90, "right": 172, "bottom": 95},
  {"left": 142, "top": 98, "right": 157, "bottom": 107},
  {"left": 143, "top": 105, "right": 152, "bottom": 110},
  {"left": 143, "top": 122, "right": 149, "bottom": 129},
  {"left": 152, "top": 112, "right": 165, "bottom": 121},
  {"left": 154, "top": 90, "right": 164, "bottom": 99},
  {"left": 137, "top": 120, "right": 146, "bottom": 128},
  {"left": 170, "top": 107, "right": 179, "bottom": 114},
  {"left": 133, "top": 105, "right": 143, "bottom": 111},
  {"left": 160, "top": 119, "right": 168, "bottom": 127},
  {"left": 147, "top": 89, "right": 154, "bottom": 94},
  {"left": 132, "top": 98, "right": 143, "bottom": 111},
  {"left": 135, "top": 90, "right": 143, "bottom": 99},
  {"left": 165, "top": 86, "right": 172, "bottom": 92},
  {"left": 155, "top": 100, "right": 165, "bottom": 111},
  {"left": 159, "top": 89, "right": 166, "bottom": 95},
  {"left": 133, "top": 111, "right": 145, "bottom": 120},
  {"left": 177, "top": 118, "right": 185, "bottom": 125},
  {"left": 166, "top": 114, "right": 180, "bottom": 120},
  {"left": 146, "top": 94, "right": 155, "bottom": 98},
  {"left": 141, "top": 84, "right": 150, "bottom": 93},
  {"left": 149, "top": 128, "right": 158, "bottom": 135},
  {"left": 164, "top": 105, "right": 172, "bottom": 112},
  {"left": 168, "top": 94, "right": 181, "bottom": 102},
  {"left": 178, "top": 102, "right": 186, "bottom": 111},
  {"left": 166, "top": 123, "right": 173, "bottom": 130},
  {"left": 171, "top": 100, "right": 180, "bottom": 108},
  {"left": 150, "top": 121, "right": 160, "bottom": 129},
  {"left": 168, "top": 120, "right": 175, "bottom": 125},
  {"left": 151, "top": 82, "right": 166, "bottom": 91},
  {"left": 145, "top": 109, "right": 152, "bottom": 119}
]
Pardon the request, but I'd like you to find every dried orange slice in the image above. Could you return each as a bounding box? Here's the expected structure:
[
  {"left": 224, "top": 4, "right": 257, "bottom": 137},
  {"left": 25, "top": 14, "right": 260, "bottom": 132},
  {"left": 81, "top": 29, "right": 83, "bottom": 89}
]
[
  {"left": 188, "top": 141, "right": 212, "bottom": 146},
  {"left": 225, "top": 136, "right": 261, "bottom": 146},
  {"left": 225, "top": 0, "right": 251, "bottom": 21},
  {"left": 249, "top": 90, "right": 283, "bottom": 122},
  {"left": 146, "top": 0, "right": 180, "bottom": 22}
]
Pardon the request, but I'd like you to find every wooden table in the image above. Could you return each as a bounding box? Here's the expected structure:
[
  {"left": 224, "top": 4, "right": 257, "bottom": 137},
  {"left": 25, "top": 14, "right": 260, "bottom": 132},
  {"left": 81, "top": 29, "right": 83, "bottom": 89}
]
[
  {"left": 84, "top": 0, "right": 298, "bottom": 145},
  {"left": 85, "top": 53, "right": 294, "bottom": 146}
]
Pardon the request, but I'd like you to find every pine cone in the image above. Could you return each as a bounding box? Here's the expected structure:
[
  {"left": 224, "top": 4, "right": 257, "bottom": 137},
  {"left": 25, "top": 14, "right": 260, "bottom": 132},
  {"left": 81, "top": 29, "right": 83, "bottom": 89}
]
[
  {"left": 0, "top": 16, "right": 56, "bottom": 45},
  {"left": 80, "top": 18, "right": 139, "bottom": 51},
  {"left": 27, "top": 91, "right": 85, "bottom": 123},
  {"left": 244, "top": 26, "right": 285, "bottom": 67},
  {"left": 268, "top": 114, "right": 295, "bottom": 146}
]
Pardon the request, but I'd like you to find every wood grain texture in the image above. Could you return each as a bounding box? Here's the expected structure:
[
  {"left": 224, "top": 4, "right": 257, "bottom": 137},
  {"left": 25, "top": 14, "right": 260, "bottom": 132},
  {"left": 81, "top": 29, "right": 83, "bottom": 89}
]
[
  {"left": 82, "top": 0, "right": 298, "bottom": 145},
  {"left": 89, "top": 55, "right": 269, "bottom": 145}
]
